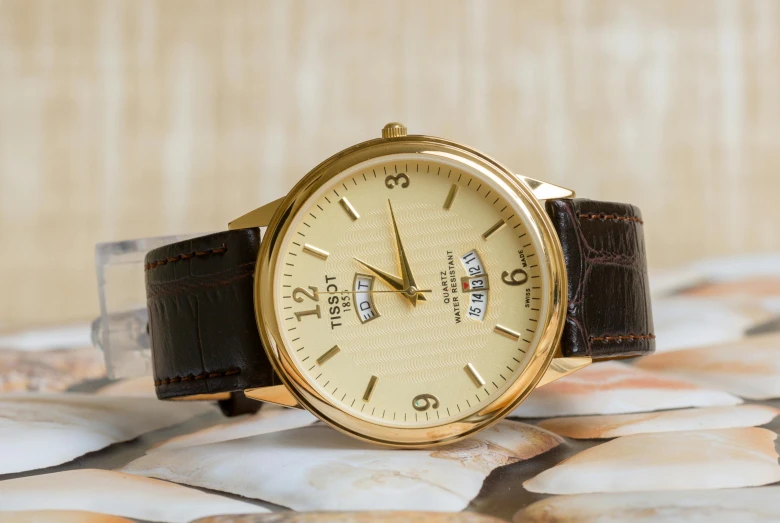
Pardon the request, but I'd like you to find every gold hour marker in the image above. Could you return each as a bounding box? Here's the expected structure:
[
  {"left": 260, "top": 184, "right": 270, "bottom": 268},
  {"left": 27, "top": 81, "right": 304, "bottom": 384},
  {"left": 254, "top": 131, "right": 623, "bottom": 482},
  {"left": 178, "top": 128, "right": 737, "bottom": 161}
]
[
  {"left": 464, "top": 363, "right": 485, "bottom": 387},
  {"left": 363, "top": 375, "right": 378, "bottom": 402},
  {"left": 303, "top": 243, "right": 329, "bottom": 260},
  {"left": 443, "top": 184, "right": 459, "bottom": 210},
  {"left": 494, "top": 324, "right": 521, "bottom": 342},
  {"left": 316, "top": 345, "right": 340, "bottom": 365},
  {"left": 339, "top": 197, "right": 360, "bottom": 221},
  {"left": 482, "top": 219, "right": 506, "bottom": 240}
]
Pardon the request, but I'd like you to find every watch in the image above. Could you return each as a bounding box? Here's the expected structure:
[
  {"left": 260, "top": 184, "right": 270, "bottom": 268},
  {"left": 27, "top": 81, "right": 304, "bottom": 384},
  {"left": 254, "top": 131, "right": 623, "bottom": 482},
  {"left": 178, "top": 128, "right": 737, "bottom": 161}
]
[{"left": 144, "top": 122, "right": 654, "bottom": 447}]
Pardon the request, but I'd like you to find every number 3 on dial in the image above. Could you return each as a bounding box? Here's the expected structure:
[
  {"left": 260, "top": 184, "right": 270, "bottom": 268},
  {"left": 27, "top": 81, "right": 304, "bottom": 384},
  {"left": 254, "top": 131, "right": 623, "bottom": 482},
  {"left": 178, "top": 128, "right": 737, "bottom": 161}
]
[{"left": 385, "top": 173, "right": 410, "bottom": 189}]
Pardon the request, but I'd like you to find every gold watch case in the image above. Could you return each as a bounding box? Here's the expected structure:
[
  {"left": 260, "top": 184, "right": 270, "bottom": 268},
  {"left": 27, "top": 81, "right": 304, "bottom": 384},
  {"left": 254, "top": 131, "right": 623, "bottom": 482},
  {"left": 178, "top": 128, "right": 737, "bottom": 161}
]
[{"left": 238, "top": 127, "right": 588, "bottom": 448}]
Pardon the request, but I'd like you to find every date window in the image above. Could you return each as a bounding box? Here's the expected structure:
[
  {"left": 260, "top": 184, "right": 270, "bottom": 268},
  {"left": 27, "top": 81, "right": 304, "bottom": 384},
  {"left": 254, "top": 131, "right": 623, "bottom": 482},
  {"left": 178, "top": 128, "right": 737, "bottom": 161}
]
[{"left": 462, "top": 274, "right": 489, "bottom": 292}]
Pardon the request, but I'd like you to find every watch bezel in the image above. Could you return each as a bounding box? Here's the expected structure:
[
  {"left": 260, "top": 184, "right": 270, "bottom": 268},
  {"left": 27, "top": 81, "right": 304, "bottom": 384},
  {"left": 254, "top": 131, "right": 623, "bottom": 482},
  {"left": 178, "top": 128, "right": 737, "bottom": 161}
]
[{"left": 254, "top": 134, "right": 567, "bottom": 447}]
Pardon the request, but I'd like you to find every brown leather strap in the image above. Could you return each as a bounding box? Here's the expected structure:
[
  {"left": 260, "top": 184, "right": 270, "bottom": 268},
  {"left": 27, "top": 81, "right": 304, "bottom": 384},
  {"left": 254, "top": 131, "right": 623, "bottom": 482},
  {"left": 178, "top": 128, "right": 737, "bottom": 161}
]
[
  {"left": 145, "top": 229, "right": 276, "bottom": 408},
  {"left": 545, "top": 198, "right": 655, "bottom": 360},
  {"left": 146, "top": 198, "right": 654, "bottom": 408}
]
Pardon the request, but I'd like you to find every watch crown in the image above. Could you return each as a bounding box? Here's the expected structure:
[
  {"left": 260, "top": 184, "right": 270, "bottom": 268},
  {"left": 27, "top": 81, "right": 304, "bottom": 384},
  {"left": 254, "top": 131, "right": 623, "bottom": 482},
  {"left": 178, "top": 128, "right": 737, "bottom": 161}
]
[{"left": 382, "top": 122, "right": 407, "bottom": 139}]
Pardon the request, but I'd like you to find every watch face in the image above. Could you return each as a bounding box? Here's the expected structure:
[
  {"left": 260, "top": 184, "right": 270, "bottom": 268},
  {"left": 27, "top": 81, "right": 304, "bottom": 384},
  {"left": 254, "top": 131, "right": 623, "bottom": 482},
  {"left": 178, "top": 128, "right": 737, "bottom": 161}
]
[{"left": 257, "top": 138, "right": 565, "bottom": 446}]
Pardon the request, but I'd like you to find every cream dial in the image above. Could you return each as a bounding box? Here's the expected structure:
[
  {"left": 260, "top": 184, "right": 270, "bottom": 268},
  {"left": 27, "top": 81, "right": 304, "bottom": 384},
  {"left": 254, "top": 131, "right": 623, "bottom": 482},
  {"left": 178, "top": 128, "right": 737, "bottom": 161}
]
[{"left": 273, "top": 153, "right": 546, "bottom": 429}]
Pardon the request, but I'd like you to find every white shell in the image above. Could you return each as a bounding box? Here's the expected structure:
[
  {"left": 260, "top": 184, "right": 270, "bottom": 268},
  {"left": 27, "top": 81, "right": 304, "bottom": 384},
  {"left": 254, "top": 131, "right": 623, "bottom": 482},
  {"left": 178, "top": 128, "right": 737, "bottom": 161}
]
[
  {"left": 0, "top": 323, "right": 91, "bottom": 352},
  {"left": 0, "top": 348, "right": 106, "bottom": 393},
  {"left": 0, "top": 510, "right": 134, "bottom": 523},
  {"left": 0, "top": 469, "right": 267, "bottom": 523},
  {"left": 651, "top": 296, "right": 773, "bottom": 353},
  {"left": 636, "top": 333, "right": 780, "bottom": 400},
  {"left": 151, "top": 404, "right": 318, "bottom": 452},
  {"left": 524, "top": 427, "right": 780, "bottom": 494},
  {"left": 538, "top": 405, "right": 780, "bottom": 439},
  {"left": 511, "top": 361, "right": 741, "bottom": 418},
  {"left": 517, "top": 486, "right": 780, "bottom": 523},
  {"left": 648, "top": 267, "right": 706, "bottom": 299},
  {"left": 192, "top": 512, "right": 506, "bottom": 523},
  {"left": 96, "top": 377, "right": 156, "bottom": 397},
  {"left": 689, "top": 253, "right": 780, "bottom": 283},
  {"left": 123, "top": 420, "right": 562, "bottom": 512},
  {"left": 0, "top": 511, "right": 133, "bottom": 523},
  {"left": 0, "top": 393, "right": 213, "bottom": 474}
]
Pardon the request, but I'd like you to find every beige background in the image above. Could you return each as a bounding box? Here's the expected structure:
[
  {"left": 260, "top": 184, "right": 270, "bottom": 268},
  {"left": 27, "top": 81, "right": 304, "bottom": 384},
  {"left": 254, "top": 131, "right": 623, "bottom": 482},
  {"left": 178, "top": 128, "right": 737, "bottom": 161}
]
[{"left": 1, "top": 0, "right": 779, "bottom": 328}]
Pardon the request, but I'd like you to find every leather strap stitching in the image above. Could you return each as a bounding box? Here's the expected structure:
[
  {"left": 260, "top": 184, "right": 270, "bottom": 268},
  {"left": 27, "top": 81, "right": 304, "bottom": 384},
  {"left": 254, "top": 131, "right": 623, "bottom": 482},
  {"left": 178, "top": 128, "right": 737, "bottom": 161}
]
[
  {"left": 154, "top": 367, "right": 241, "bottom": 386},
  {"left": 145, "top": 261, "right": 255, "bottom": 300},
  {"left": 145, "top": 245, "right": 228, "bottom": 271},
  {"left": 590, "top": 334, "right": 656, "bottom": 343},
  {"left": 578, "top": 213, "right": 643, "bottom": 225}
]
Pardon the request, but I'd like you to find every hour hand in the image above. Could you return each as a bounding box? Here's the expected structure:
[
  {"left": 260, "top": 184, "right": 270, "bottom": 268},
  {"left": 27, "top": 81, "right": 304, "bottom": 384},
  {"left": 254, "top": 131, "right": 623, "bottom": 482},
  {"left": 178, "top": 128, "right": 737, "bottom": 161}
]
[
  {"left": 353, "top": 258, "right": 404, "bottom": 291},
  {"left": 353, "top": 258, "right": 427, "bottom": 301}
]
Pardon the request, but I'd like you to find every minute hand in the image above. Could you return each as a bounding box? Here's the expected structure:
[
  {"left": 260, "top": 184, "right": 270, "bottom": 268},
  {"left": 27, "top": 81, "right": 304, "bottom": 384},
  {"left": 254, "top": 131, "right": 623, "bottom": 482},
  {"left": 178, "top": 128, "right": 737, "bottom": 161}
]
[{"left": 388, "top": 200, "right": 423, "bottom": 306}]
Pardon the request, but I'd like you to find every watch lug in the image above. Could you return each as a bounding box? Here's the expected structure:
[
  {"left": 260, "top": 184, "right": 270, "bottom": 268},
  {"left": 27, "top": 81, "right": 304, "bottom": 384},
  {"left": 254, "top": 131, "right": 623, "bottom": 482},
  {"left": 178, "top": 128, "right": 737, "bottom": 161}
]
[
  {"left": 243, "top": 385, "right": 303, "bottom": 409},
  {"left": 228, "top": 197, "right": 284, "bottom": 230},
  {"left": 536, "top": 356, "right": 592, "bottom": 388},
  {"left": 514, "top": 174, "right": 576, "bottom": 201}
]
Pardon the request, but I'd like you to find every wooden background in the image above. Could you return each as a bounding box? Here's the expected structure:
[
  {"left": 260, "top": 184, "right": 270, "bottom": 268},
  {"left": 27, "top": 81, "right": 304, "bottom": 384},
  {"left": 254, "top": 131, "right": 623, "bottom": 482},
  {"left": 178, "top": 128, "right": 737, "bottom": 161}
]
[{"left": 1, "top": 0, "right": 779, "bottom": 328}]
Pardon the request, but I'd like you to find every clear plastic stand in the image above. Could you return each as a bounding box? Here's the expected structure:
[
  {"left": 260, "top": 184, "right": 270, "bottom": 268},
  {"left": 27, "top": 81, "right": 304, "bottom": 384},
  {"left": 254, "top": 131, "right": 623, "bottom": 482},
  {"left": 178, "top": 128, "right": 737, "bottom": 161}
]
[{"left": 92, "top": 234, "right": 203, "bottom": 379}]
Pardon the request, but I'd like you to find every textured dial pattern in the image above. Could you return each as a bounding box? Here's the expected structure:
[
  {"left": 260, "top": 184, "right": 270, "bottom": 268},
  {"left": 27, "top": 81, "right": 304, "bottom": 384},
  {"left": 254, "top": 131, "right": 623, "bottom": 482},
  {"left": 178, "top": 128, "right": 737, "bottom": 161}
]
[{"left": 274, "top": 154, "right": 544, "bottom": 428}]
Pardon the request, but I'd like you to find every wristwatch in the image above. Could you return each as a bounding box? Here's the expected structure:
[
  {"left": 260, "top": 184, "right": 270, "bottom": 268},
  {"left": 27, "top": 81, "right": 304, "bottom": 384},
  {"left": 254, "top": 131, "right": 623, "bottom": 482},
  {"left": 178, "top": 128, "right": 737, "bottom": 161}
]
[{"left": 144, "top": 122, "right": 654, "bottom": 447}]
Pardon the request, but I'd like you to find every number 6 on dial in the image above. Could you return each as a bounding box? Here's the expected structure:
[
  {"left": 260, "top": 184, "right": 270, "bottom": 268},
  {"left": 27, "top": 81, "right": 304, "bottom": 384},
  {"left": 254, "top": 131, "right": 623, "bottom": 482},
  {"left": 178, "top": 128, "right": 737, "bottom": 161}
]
[
  {"left": 412, "top": 394, "right": 440, "bottom": 411},
  {"left": 501, "top": 269, "right": 528, "bottom": 286}
]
